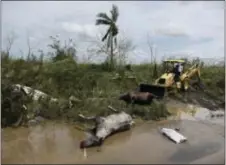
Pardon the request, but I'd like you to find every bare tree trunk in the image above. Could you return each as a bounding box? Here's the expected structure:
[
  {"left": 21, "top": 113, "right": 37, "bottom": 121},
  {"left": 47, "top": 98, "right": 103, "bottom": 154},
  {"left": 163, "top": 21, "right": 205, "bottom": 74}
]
[
  {"left": 110, "top": 35, "right": 114, "bottom": 71},
  {"left": 5, "top": 32, "right": 17, "bottom": 56},
  {"left": 147, "top": 34, "right": 153, "bottom": 64},
  {"left": 26, "top": 31, "right": 37, "bottom": 61},
  {"left": 27, "top": 37, "right": 31, "bottom": 61}
]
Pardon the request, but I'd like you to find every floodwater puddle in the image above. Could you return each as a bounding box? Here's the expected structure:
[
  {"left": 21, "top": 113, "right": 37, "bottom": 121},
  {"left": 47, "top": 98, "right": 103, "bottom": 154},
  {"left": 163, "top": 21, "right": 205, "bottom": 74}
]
[
  {"left": 2, "top": 103, "right": 225, "bottom": 164},
  {"left": 167, "top": 101, "right": 224, "bottom": 125}
]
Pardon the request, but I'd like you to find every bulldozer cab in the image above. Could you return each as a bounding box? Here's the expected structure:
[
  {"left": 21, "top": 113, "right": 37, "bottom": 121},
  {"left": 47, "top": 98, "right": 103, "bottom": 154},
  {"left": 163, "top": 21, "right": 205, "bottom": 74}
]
[{"left": 163, "top": 59, "right": 186, "bottom": 74}]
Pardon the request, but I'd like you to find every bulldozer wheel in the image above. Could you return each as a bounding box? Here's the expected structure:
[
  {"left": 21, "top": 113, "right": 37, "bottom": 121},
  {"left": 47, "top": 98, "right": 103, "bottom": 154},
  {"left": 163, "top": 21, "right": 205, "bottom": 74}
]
[{"left": 189, "top": 78, "right": 205, "bottom": 91}]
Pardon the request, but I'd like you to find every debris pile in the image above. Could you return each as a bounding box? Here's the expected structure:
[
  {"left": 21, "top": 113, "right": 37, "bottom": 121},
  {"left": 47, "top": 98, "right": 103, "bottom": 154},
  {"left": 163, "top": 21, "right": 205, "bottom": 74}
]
[{"left": 1, "top": 83, "right": 57, "bottom": 127}]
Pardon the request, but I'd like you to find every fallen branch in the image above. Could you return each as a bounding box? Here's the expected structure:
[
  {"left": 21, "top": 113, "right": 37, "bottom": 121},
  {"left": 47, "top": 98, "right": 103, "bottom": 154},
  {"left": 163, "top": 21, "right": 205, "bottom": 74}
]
[
  {"left": 78, "top": 114, "right": 96, "bottom": 121},
  {"left": 107, "top": 105, "right": 118, "bottom": 112}
]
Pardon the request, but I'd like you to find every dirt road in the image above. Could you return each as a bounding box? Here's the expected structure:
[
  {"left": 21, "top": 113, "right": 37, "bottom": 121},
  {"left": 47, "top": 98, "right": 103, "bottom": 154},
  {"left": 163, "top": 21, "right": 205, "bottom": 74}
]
[{"left": 2, "top": 102, "right": 224, "bottom": 164}]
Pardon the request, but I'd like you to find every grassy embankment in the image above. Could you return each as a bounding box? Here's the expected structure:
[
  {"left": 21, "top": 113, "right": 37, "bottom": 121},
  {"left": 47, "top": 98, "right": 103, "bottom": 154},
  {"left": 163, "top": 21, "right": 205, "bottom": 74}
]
[{"left": 1, "top": 53, "right": 225, "bottom": 127}]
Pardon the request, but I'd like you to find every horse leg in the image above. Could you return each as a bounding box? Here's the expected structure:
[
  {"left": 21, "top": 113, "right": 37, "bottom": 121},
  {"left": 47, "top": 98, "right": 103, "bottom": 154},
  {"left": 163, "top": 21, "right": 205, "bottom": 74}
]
[{"left": 97, "top": 138, "right": 104, "bottom": 152}]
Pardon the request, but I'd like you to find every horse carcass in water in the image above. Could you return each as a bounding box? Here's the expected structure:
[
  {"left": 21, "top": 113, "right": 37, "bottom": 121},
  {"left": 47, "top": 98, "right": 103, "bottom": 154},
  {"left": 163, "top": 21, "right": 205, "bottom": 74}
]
[{"left": 79, "top": 107, "right": 134, "bottom": 149}]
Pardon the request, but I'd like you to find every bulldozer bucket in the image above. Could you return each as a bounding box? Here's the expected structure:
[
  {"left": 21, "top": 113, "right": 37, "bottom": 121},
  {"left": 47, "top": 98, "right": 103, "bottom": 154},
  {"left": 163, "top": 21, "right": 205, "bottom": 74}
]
[{"left": 138, "top": 83, "right": 167, "bottom": 98}]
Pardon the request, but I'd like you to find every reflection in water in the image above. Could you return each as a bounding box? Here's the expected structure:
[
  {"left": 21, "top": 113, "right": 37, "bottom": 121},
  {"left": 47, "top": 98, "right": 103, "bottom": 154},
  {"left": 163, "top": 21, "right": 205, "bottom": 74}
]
[
  {"left": 2, "top": 122, "right": 85, "bottom": 164},
  {"left": 170, "top": 142, "right": 222, "bottom": 163},
  {"left": 2, "top": 106, "right": 225, "bottom": 164},
  {"left": 2, "top": 122, "right": 135, "bottom": 164}
]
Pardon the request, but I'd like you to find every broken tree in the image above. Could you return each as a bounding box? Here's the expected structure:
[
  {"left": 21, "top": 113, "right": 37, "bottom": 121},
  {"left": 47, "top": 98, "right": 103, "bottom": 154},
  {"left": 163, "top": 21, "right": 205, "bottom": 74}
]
[{"left": 79, "top": 106, "right": 135, "bottom": 148}]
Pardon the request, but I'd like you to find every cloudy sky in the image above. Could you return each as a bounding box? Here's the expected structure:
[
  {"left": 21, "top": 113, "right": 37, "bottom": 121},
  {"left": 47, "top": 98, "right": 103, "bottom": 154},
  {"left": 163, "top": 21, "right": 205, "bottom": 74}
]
[{"left": 2, "top": 1, "right": 224, "bottom": 64}]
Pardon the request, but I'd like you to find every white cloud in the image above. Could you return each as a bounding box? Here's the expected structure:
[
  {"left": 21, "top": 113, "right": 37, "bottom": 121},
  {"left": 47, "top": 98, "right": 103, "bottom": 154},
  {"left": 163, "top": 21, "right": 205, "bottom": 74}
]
[
  {"left": 154, "top": 25, "right": 187, "bottom": 37},
  {"left": 61, "top": 22, "right": 104, "bottom": 38},
  {"left": 147, "top": 2, "right": 224, "bottom": 40},
  {"left": 62, "top": 22, "right": 84, "bottom": 33},
  {"left": 2, "top": 1, "right": 224, "bottom": 63}
]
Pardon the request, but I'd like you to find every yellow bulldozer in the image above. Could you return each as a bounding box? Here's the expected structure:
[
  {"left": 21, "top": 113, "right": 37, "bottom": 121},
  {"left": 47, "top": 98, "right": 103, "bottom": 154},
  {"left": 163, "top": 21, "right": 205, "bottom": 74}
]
[{"left": 138, "top": 59, "right": 202, "bottom": 98}]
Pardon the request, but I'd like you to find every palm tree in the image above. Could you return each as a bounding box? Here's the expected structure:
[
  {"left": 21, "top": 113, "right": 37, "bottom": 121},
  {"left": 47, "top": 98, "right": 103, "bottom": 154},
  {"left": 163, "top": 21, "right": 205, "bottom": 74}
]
[{"left": 96, "top": 4, "right": 119, "bottom": 70}]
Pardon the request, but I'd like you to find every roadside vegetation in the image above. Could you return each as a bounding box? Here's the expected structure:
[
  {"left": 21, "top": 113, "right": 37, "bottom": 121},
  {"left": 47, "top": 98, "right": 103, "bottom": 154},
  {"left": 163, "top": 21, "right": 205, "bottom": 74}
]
[{"left": 2, "top": 4, "right": 224, "bottom": 128}]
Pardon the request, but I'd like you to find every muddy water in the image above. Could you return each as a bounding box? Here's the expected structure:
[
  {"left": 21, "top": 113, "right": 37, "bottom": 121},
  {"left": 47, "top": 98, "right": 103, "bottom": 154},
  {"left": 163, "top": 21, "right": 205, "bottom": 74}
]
[{"left": 2, "top": 104, "right": 225, "bottom": 164}]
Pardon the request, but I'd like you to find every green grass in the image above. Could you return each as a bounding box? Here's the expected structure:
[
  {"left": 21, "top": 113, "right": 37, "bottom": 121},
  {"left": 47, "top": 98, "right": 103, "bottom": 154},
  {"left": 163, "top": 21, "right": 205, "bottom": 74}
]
[{"left": 1, "top": 52, "right": 224, "bottom": 127}]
